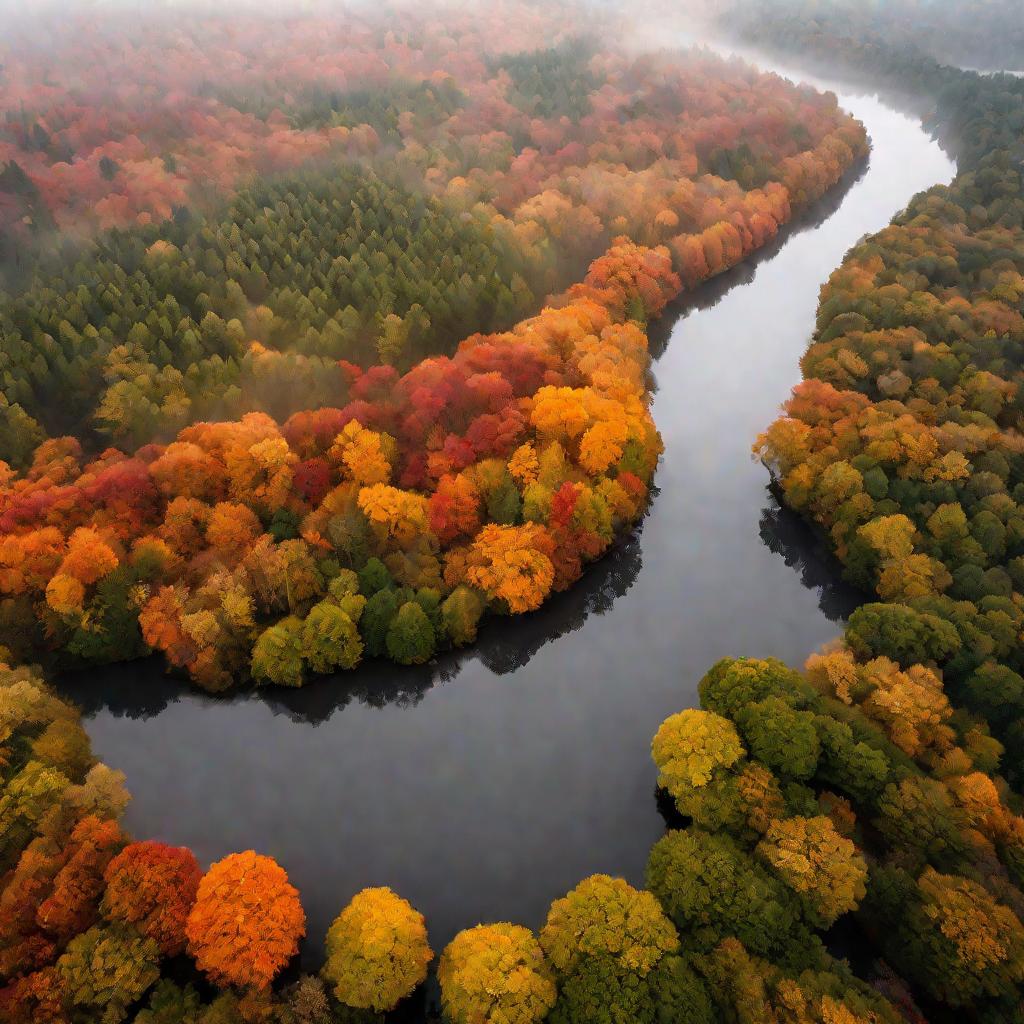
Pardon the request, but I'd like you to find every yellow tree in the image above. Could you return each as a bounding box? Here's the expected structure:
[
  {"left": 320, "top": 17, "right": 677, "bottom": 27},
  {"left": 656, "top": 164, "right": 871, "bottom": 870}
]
[
  {"left": 438, "top": 924, "right": 556, "bottom": 1024},
  {"left": 539, "top": 874, "right": 678, "bottom": 976},
  {"left": 322, "top": 887, "right": 433, "bottom": 1011},
  {"left": 757, "top": 816, "right": 867, "bottom": 927}
]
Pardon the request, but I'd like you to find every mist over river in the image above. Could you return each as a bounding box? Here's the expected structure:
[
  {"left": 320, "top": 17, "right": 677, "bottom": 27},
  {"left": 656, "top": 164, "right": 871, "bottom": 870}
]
[{"left": 56, "top": 43, "right": 956, "bottom": 967}]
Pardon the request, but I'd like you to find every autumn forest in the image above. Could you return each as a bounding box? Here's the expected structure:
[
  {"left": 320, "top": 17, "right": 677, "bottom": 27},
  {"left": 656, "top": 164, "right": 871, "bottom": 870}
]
[{"left": 2, "top": 0, "right": 1024, "bottom": 1022}]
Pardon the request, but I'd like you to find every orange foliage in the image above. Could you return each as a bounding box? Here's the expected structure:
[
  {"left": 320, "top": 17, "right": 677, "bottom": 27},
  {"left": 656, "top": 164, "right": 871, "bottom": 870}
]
[{"left": 185, "top": 851, "right": 305, "bottom": 990}]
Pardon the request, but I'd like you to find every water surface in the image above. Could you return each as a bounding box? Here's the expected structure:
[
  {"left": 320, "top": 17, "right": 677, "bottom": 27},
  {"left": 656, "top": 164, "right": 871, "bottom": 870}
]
[{"left": 57, "top": 47, "right": 956, "bottom": 966}]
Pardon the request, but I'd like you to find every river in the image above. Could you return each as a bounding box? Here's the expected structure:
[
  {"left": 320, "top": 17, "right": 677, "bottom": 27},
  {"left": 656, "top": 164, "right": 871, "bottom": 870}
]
[{"left": 55, "top": 45, "right": 956, "bottom": 968}]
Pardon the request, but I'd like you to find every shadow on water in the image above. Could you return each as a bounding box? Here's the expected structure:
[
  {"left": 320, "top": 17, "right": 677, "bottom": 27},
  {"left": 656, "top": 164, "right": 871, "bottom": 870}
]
[
  {"left": 758, "top": 489, "right": 866, "bottom": 624},
  {"left": 646, "top": 151, "right": 869, "bottom": 362},
  {"left": 56, "top": 522, "right": 647, "bottom": 724}
]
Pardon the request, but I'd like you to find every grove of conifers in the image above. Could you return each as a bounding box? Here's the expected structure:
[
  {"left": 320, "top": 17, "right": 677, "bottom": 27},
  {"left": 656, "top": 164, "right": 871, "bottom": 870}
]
[{"left": 3, "top": 0, "right": 1024, "bottom": 1022}]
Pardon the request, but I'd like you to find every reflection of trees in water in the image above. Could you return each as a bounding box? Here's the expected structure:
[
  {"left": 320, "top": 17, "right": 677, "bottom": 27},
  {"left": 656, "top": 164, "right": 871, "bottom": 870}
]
[
  {"left": 758, "top": 488, "right": 865, "bottom": 623},
  {"left": 54, "top": 523, "right": 645, "bottom": 726},
  {"left": 646, "top": 150, "right": 868, "bottom": 362},
  {"left": 473, "top": 529, "right": 643, "bottom": 675}
]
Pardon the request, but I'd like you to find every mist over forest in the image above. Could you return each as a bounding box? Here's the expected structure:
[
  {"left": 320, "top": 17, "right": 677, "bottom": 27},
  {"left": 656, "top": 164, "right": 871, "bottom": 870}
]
[{"left": 2, "top": 2, "right": 1024, "bottom": 1023}]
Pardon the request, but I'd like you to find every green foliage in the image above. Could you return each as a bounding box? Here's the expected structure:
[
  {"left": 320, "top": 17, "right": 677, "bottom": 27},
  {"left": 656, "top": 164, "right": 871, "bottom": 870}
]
[
  {"left": 645, "top": 828, "right": 804, "bottom": 960},
  {"left": 440, "top": 586, "right": 485, "bottom": 646},
  {"left": 251, "top": 615, "right": 304, "bottom": 686},
  {"left": 55, "top": 923, "right": 161, "bottom": 1022},
  {"left": 359, "top": 588, "right": 400, "bottom": 659},
  {"left": 492, "top": 39, "right": 600, "bottom": 120},
  {"left": 539, "top": 874, "right": 678, "bottom": 977},
  {"left": 698, "top": 657, "right": 810, "bottom": 719},
  {"left": 300, "top": 602, "right": 363, "bottom": 675},
  {"left": 385, "top": 601, "right": 435, "bottom": 665},
  {"left": 865, "top": 864, "right": 1024, "bottom": 1007},
  {"left": 0, "top": 165, "right": 535, "bottom": 456},
  {"left": 734, "top": 696, "right": 821, "bottom": 781},
  {"left": 546, "top": 958, "right": 659, "bottom": 1024},
  {"left": 845, "top": 603, "right": 961, "bottom": 667}
]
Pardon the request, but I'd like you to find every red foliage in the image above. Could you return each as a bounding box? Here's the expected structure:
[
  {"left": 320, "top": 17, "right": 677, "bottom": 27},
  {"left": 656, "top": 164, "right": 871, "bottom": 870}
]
[{"left": 103, "top": 840, "right": 202, "bottom": 955}]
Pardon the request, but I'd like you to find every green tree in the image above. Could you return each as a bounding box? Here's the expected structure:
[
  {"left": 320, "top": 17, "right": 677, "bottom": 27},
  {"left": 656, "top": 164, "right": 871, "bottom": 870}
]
[
  {"left": 646, "top": 828, "right": 802, "bottom": 958},
  {"left": 385, "top": 601, "right": 435, "bottom": 665},
  {"left": 301, "top": 603, "right": 363, "bottom": 674},
  {"left": 734, "top": 696, "right": 821, "bottom": 780},
  {"left": 441, "top": 586, "right": 485, "bottom": 646},
  {"left": 698, "top": 657, "right": 809, "bottom": 718},
  {"left": 55, "top": 923, "right": 160, "bottom": 1023},
  {"left": 539, "top": 874, "right": 678, "bottom": 977},
  {"left": 251, "top": 616, "right": 305, "bottom": 686}
]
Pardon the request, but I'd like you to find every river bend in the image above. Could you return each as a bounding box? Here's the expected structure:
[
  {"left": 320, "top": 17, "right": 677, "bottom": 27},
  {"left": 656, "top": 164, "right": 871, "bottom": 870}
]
[{"left": 57, "top": 46, "right": 956, "bottom": 965}]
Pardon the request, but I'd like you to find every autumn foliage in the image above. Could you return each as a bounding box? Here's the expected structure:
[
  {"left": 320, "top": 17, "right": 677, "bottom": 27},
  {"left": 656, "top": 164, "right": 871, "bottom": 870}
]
[
  {"left": 322, "top": 886, "right": 433, "bottom": 1011},
  {"left": 0, "top": 4, "right": 937, "bottom": 1023},
  {"left": 101, "top": 840, "right": 201, "bottom": 955},
  {"left": 0, "top": 239, "right": 675, "bottom": 687},
  {"left": 438, "top": 923, "right": 557, "bottom": 1024},
  {"left": 184, "top": 850, "right": 305, "bottom": 990}
]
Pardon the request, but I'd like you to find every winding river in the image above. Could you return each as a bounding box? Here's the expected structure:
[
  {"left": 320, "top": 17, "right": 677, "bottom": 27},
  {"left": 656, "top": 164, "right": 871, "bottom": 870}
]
[{"left": 55, "top": 45, "right": 956, "bottom": 967}]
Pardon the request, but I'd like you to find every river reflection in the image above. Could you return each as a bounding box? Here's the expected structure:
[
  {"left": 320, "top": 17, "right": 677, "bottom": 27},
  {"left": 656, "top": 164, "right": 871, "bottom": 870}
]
[
  {"left": 61, "top": 527, "right": 647, "bottom": 725},
  {"left": 54, "top": 49, "right": 956, "bottom": 969}
]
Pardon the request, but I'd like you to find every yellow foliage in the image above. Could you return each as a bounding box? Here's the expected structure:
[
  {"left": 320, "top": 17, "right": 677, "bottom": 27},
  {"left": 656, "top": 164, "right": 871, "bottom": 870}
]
[
  {"left": 651, "top": 709, "right": 744, "bottom": 795},
  {"left": 45, "top": 573, "right": 86, "bottom": 615},
  {"left": 465, "top": 523, "right": 555, "bottom": 613}
]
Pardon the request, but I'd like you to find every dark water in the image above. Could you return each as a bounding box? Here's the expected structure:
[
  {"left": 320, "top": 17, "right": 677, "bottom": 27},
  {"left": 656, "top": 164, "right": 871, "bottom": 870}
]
[{"left": 55, "top": 49, "right": 955, "bottom": 967}]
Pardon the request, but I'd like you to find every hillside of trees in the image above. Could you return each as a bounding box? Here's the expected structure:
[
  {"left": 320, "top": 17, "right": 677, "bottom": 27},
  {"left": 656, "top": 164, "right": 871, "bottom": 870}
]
[{"left": 0, "top": 5, "right": 865, "bottom": 461}]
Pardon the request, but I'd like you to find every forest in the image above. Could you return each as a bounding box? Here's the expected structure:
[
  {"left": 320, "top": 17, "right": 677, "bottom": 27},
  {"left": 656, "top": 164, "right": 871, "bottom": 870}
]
[
  {"left": 0, "top": 2, "right": 865, "bottom": 687},
  {"left": 4, "top": 0, "right": 1024, "bottom": 1022}
]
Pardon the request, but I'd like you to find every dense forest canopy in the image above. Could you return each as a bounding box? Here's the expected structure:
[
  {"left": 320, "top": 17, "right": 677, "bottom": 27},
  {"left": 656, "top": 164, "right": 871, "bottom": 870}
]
[
  {"left": 699, "top": 1, "right": 1024, "bottom": 1022},
  {"left": 6, "top": 0, "right": 1024, "bottom": 1022},
  {"left": 0, "top": 0, "right": 867, "bottom": 690}
]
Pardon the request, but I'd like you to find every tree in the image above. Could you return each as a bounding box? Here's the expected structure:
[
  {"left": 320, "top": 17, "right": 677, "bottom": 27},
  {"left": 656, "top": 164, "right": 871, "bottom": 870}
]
[
  {"left": 385, "top": 601, "right": 435, "bottom": 665},
  {"left": 734, "top": 696, "right": 821, "bottom": 780},
  {"left": 251, "top": 616, "right": 304, "bottom": 687},
  {"left": 698, "top": 657, "right": 809, "bottom": 718},
  {"left": 441, "top": 585, "right": 485, "bottom": 646},
  {"left": 873, "top": 777, "right": 970, "bottom": 869},
  {"left": 650, "top": 709, "right": 746, "bottom": 827},
  {"left": 756, "top": 816, "right": 867, "bottom": 927},
  {"left": 646, "top": 828, "right": 801, "bottom": 957},
  {"left": 546, "top": 957, "right": 658, "bottom": 1024},
  {"left": 300, "top": 602, "right": 363, "bottom": 674},
  {"left": 539, "top": 874, "right": 678, "bottom": 977},
  {"left": 438, "top": 923, "right": 556, "bottom": 1024},
  {"left": 845, "top": 604, "right": 961, "bottom": 668},
  {"left": 322, "top": 886, "right": 433, "bottom": 1011},
  {"left": 55, "top": 923, "right": 160, "bottom": 1023},
  {"left": 185, "top": 851, "right": 305, "bottom": 990},
  {"left": 58, "top": 527, "right": 119, "bottom": 585},
  {"left": 464, "top": 523, "right": 555, "bottom": 613},
  {"left": 102, "top": 840, "right": 202, "bottom": 955},
  {"left": 869, "top": 865, "right": 1024, "bottom": 1006},
  {"left": 35, "top": 814, "right": 123, "bottom": 941}
]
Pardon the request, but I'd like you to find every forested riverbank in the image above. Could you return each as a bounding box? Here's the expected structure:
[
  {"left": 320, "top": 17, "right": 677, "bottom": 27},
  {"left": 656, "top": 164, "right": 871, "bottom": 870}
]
[
  {"left": 660, "top": 3, "right": 1024, "bottom": 1021},
  {"left": 6, "top": 0, "right": 1024, "bottom": 1021}
]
